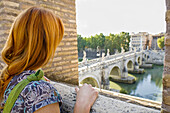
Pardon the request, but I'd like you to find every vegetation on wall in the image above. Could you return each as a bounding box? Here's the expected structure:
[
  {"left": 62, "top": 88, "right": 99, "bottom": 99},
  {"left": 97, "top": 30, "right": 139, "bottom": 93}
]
[
  {"left": 77, "top": 32, "right": 131, "bottom": 54},
  {"left": 157, "top": 36, "right": 165, "bottom": 50}
]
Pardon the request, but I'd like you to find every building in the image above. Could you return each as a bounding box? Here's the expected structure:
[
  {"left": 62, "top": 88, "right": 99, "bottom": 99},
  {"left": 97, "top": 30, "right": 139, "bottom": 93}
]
[
  {"left": 130, "top": 32, "right": 150, "bottom": 51},
  {"left": 130, "top": 32, "right": 165, "bottom": 51}
]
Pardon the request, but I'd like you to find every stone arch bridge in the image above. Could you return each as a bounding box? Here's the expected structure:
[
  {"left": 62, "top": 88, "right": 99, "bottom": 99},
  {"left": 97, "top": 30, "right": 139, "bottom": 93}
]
[{"left": 78, "top": 51, "right": 144, "bottom": 89}]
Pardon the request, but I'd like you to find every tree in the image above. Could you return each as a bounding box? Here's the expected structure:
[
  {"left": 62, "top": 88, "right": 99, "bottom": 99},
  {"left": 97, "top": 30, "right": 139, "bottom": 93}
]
[
  {"left": 77, "top": 35, "right": 86, "bottom": 51},
  {"left": 77, "top": 32, "right": 130, "bottom": 54},
  {"left": 157, "top": 36, "right": 165, "bottom": 50},
  {"left": 119, "top": 32, "right": 130, "bottom": 52},
  {"left": 90, "top": 36, "right": 98, "bottom": 49}
]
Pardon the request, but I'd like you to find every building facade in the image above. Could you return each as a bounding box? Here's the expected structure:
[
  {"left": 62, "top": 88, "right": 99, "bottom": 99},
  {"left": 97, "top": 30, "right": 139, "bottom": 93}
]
[
  {"left": 130, "top": 32, "right": 165, "bottom": 51},
  {"left": 130, "top": 32, "right": 150, "bottom": 51}
]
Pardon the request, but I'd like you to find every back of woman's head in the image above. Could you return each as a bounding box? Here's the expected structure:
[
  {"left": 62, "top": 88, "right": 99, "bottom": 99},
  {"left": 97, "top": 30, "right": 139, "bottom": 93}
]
[{"left": 0, "top": 7, "right": 64, "bottom": 101}]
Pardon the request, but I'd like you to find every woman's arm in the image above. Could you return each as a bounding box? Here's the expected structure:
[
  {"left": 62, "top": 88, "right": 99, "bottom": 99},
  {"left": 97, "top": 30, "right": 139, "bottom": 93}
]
[
  {"left": 74, "top": 84, "right": 98, "bottom": 113},
  {"left": 34, "top": 103, "right": 60, "bottom": 113},
  {"left": 34, "top": 84, "right": 98, "bottom": 113}
]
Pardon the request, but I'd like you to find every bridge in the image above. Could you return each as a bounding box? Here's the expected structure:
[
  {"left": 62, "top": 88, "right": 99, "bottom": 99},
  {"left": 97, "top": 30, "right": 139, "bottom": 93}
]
[{"left": 78, "top": 50, "right": 144, "bottom": 89}]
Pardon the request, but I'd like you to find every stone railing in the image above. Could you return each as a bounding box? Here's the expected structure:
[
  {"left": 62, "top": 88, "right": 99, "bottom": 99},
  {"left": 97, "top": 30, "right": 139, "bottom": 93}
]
[
  {"left": 78, "top": 58, "right": 102, "bottom": 68},
  {"left": 51, "top": 82, "right": 160, "bottom": 113},
  {"left": 78, "top": 51, "right": 138, "bottom": 69}
]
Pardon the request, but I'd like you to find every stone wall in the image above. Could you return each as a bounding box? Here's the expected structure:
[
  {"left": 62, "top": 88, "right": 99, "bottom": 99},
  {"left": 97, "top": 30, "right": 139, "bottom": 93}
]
[
  {"left": 51, "top": 82, "right": 160, "bottom": 113},
  {"left": 162, "top": 0, "right": 170, "bottom": 112},
  {"left": 0, "top": 0, "right": 78, "bottom": 85}
]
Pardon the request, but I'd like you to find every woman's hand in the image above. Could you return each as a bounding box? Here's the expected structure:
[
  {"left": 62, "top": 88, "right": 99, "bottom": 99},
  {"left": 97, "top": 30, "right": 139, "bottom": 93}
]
[{"left": 74, "top": 84, "right": 98, "bottom": 113}]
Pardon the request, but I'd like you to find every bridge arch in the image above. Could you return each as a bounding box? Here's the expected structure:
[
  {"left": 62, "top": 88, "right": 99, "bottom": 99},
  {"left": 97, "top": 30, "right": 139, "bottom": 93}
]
[
  {"left": 109, "top": 66, "right": 121, "bottom": 77},
  {"left": 127, "top": 60, "right": 134, "bottom": 71},
  {"left": 144, "top": 54, "right": 146, "bottom": 58},
  {"left": 137, "top": 56, "right": 142, "bottom": 65},
  {"left": 79, "top": 74, "right": 100, "bottom": 88}
]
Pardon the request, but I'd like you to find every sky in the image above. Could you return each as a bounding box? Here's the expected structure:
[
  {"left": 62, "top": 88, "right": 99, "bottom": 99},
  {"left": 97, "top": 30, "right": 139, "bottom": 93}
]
[{"left": 76, "top": 0, "right": 166, "bottom": 37}]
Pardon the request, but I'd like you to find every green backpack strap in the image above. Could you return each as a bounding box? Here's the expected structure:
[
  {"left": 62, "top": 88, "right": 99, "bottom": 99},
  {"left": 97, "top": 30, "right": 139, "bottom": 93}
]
[{"left": 3, "top": 69, "right": 44, "bottom": 113}]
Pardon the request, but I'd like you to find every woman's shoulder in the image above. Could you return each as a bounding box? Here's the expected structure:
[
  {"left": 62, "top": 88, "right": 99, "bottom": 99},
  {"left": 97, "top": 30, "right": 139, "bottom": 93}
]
[
  {"left": 23, "top": 79, "right": 62, "bottom": 102},
  {"left": 22, "top": 79, "right": 60, "bottom": 98},
  {"left": 3, "top": 70, "right": 62, "bottom": 113},
  {"left": 20, "top": 80, "right": 62, "bottom": 111}
]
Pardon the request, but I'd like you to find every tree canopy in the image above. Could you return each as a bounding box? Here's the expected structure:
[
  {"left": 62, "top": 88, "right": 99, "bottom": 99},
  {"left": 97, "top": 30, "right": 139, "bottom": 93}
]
[
  {"left": 157, "top": 36, "right": 165, "bottom": 50},
  {"left": 77, "top": 32, "right": 131, "bottom": 54}
]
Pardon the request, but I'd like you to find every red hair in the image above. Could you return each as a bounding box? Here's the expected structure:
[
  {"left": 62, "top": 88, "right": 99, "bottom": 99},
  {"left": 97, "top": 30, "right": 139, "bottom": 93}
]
[{"left": 0, "top": 7, "right": 64, "bottom": 102}]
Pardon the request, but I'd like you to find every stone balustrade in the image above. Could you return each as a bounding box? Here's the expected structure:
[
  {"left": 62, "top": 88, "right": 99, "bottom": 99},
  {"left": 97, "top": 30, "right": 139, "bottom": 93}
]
[{"left": 51, "top": 81, "right": 160, "bottom": 113}]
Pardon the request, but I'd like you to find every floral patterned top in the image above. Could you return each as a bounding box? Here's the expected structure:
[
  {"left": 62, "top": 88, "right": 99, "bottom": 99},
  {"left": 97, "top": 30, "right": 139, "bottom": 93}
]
[{"left": 0, "top": 70, "right": 62, "bottom": 113}]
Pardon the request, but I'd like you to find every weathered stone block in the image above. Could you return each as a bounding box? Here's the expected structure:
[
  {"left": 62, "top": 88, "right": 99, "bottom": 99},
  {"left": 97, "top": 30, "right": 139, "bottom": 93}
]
[
  {"left": 53, "top": 61, "right": 70, "bottom": 67},
  {"left": 63, "top": 55, "right": 78, "bottom": 60},
  {"left": 60, "top": 69, "right": 71, "bottom": 74},
  {"left": 18, "top": 0, "right": 36, "bottom": 5},
  {"left": 164, "top": 61, "right": 170, "bottom": 69},
  {"left": 0, "top": 1, "right": 19, "bottom": 8},
  {"left": 163, "top": 88, "right": 170, "bottom": 106},
  {"left": 61, "top": 46, "right": 77, "bottom": 51},
  {"left": 57, "top": 51, "right": 72, "bottom": 56},
  {"left": 53, "top": 57, "right": 62, "bottom": 62},
  {"left": 0, "top": 14, "right": 16, "bottom": 22},
  {"left": 165, "top": 35, "right": 170, "bottom": 46},
  {"left": 166, "top": 0, "right": 170, "bottom": 10},
  {"left": 62, "top": 37, "right": 77, "bottom": 42},
  {"left": 162, "top": 103, "right": 170, "bottom": 113},
  {"left": 163, "top": 74, "right": 170, "bottom": 87},
  {"left": 20, "top": 4, "right": 34, "bottom": 10},
  {"left": 71, "top": 67, "right": 78, "bottom": 71},
  {"left": 2, "top": 7, "right": 21, "bottom": 15},
  {"left": 163, "top": 66, "right": 170, "bottom": 75},
  {"left": 166, "top": 23, "right": 170, "bottom": 33},
  {"left": 63, "top": 64, "right": 78, "bottom": 70},
  {"left": 71, "top": 59, "right": 78, "bottom": 64},
  {"left": 166, "top": 10, "right": 170, "bottom": 23},
  {"left": 62, "top": 71, "right": 78, "bottom": 78},
  {"left": 65, "top": 28, "right": 77, "bottom": 32},
  {"left": 56, "top": 47, "right": 62, "bottom": 51},
  {"left": 40, "top": 4, "right": 61, "bottom": 11}
]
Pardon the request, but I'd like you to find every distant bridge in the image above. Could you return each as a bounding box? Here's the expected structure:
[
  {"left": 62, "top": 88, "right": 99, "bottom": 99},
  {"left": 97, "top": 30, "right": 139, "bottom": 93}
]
[
  {"left": 78, "top": 50, "right": 164, "bottom": 89},
  {"left": 78, "top": 51, "right": 143, "bottom": 89}
]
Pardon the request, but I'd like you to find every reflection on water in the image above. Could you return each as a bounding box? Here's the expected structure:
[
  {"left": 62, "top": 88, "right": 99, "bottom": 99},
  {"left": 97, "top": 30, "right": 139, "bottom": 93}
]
[{"left": 116, "top": 65, "right": 163, "bottom": 102}]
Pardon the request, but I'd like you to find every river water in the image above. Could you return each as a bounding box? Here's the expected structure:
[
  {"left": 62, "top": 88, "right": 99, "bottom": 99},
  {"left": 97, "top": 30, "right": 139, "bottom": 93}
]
[{"left": 116, "top": 65, "right": 163, "bottom": 102}]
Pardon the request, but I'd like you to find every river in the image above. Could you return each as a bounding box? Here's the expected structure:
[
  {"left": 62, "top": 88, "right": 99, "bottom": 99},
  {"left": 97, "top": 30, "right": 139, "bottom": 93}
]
[{"left": 116, "top": 65, "right": 163, "bottom": 102}]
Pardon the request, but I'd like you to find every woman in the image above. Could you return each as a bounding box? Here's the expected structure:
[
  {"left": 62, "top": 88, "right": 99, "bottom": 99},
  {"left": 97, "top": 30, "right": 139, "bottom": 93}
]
[{"left": 0, "top": 7, "right": 98, "bottom": 113}]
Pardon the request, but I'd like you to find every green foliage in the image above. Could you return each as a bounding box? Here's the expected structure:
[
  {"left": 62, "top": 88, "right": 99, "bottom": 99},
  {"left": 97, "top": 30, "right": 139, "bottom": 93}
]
[
  {"left": 77, "top": 35, "right": 86, "bottom": 51},
  {"left": 78, "top": 59, "right": 83, "bottom": 62},
  {"left": 109, "top": 81, "right": 121, "bottom": 90},
  {"left": 157, "top": 36, "right": 165, "bottom": 50},
  {"left": 77, "top": 32, "right": 131, "bottom": 54},
  {"left": 120, "top": 88, "right": 128, "bottom": 94}
]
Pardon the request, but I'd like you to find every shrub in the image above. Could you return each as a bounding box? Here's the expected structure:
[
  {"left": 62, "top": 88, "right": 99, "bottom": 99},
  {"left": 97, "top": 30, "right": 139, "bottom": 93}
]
[{"left": 120, "top": 88, "right": 128, "bottom": 94}]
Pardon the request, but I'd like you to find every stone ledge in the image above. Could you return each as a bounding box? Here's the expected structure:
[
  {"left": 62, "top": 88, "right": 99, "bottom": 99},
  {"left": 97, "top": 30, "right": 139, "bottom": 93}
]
[
  {"left": 50, "top": 82, "right": 160, "bottom": 113},
  {"left": 109, "top": 76, "right": 135, "bottom": 84}
]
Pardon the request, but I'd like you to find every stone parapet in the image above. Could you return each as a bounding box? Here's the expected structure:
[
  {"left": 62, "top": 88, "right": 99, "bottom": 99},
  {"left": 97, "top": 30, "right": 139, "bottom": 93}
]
[{"left": 51, "top": 82, "right": 160, "bottom": 113}]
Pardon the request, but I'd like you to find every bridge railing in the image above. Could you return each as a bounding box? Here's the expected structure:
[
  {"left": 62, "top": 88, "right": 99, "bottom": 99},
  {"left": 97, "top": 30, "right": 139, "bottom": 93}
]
[
  {"left": 78, "top": 57, "right": 102, "bottom": 68},
  {"left": 103, "top": 51, "right": 134, "bottom": 61},
  {"left": 78, "top": 51, "right": 138, "bottom": 68},
  {"left": 123, "top": 51, "right": 134, "bottom": 56}
]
